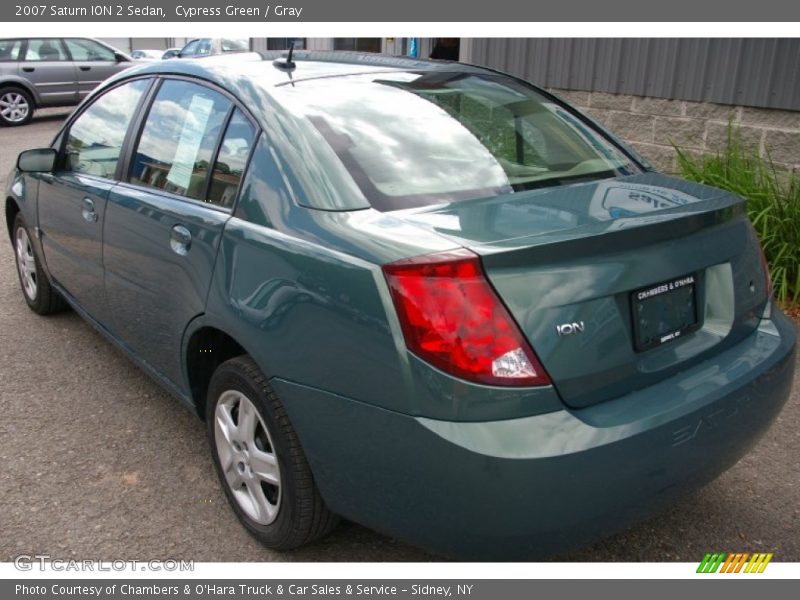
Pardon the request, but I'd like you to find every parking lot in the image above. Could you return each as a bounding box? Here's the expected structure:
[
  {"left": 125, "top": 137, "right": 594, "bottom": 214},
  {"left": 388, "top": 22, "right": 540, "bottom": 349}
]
[{"left": 0, "top": 110, "right": 798, "bottom": 563}]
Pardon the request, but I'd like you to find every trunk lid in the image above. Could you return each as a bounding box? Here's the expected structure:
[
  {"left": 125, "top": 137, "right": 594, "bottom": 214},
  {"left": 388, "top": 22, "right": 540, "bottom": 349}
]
[{"left": 398, "top": 173, "right": 769, "bottom": 408}]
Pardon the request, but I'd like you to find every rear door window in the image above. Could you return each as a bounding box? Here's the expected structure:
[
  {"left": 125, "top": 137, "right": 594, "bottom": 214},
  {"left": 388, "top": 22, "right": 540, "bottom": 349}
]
[
  {"left": 64, "top": 39, "right": 116, "bottom": 62},
  {"left": 24, "top": 39, "right": 68, "bottom": 61},
  {"left": 129, "top": 79, "right": 232, "bottom": 202}
]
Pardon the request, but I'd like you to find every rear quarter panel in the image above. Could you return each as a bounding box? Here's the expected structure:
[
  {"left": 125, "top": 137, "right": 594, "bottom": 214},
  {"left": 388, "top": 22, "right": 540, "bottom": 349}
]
[{"left": 202, "top": 216, "right": 413, "bottom": 413}]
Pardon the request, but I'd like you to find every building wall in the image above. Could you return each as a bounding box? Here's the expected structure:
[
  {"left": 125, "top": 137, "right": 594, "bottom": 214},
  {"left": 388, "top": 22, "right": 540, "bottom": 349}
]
[
  {"left": 466, "top": 38, "right": 800, "bottom": 112},
  {"left": 99, "top": 38, "right": 187, "bottom": 53},
  {"left": 98, "top": 38, "right": 131, "bottom": 53},
  {"left": 460, "top": 38, "right": 800, "bottom": 176},
  {"left": 550, "top": 89, "right": 800, "bottom": 176}
]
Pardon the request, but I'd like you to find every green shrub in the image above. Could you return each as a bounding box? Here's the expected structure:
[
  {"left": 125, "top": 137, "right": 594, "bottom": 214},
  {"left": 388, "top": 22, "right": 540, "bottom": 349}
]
[{"left": 674, "top": 127, "right": 800, "bottom": 305}]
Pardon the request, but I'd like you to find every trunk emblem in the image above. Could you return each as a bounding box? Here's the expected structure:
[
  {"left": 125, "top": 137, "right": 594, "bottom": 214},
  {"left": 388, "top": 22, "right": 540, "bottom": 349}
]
[{"left": 556, "top": 321, "right": 585, "bottom": 336}]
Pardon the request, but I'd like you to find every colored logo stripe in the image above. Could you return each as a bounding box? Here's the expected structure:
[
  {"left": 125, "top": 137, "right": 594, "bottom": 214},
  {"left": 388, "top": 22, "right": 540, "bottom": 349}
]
[
  {"left": 697, "top": 553, "right": 726, "bottom": 573},
  {"left": 697, "top": 552, "right": 773, "bottom": 573},
  {"left": 745, "top": 553, "right": 773, "bottom": 573}
]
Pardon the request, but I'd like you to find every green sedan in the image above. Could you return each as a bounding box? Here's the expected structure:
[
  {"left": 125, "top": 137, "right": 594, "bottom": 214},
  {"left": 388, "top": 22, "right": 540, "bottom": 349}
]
[{"left": 6, "top": 51, "right": 795, "bottom": 558}]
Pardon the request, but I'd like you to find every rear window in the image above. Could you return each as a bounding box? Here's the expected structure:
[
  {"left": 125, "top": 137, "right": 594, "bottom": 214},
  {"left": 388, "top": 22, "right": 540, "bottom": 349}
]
[{"left": 281, "top": 71, "right": 640, "bottom": 211}]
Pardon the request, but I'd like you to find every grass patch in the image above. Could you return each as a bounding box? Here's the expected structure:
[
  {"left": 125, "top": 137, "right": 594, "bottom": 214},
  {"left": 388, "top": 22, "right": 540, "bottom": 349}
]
[{"left": 674, "top": 127, "right": 800, "bottom": 306}]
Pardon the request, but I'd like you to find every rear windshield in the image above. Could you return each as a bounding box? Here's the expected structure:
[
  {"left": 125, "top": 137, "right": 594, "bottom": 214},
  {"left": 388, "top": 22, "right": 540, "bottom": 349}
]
[{"left": 283, "top": 71, "right": 640, "bottom": 211}]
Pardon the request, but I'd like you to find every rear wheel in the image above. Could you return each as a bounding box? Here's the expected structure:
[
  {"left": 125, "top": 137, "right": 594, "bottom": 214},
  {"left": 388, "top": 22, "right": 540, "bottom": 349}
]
[
  {"left": 206, "top": 355, "right": 338, "bottom": 549},
  {"left": 12, "top": 212, "right": 66, "bottom": 315},
  {"left": 0, "top": 87, "right": 34, "bottom": 126}
]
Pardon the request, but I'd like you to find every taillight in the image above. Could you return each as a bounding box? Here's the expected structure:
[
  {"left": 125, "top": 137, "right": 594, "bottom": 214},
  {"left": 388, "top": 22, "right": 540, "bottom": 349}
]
[{"left": 382, "top": 249, "right": 550, "bottom": 387}]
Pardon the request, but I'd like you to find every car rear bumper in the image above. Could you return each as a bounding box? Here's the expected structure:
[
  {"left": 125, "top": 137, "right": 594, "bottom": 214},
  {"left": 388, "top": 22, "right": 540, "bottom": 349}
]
[{"left": 272, "top": 308, "right": 796, "bottom": 559}]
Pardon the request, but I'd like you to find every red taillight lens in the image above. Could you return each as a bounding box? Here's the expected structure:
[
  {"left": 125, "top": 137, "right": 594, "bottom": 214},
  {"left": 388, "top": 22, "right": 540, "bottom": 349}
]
[{"left": 383, "top": 249, "right": 550, "bottom": 387}]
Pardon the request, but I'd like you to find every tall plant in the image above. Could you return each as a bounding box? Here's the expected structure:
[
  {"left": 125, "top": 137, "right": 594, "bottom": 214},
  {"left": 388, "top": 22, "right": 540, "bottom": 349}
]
[{"left": 674, "top": 127, "right": 800, "bottom": 305}]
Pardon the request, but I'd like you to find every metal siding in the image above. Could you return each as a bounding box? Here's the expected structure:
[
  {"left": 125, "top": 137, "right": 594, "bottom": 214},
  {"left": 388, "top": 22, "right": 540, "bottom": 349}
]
[{"left": 468, "top": 38, "right": 800, "bottom": 111}]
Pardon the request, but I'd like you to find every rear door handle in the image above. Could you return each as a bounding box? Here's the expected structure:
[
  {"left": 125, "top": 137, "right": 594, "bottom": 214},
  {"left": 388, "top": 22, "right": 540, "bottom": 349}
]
[
  {"left": 81, "top": 198, "right": 98, "bottom": 223},
  {"left": 22, "top": 67, "right": 34, "bottom": 72},
  {"left": 170, "top": 225, "right": 192, "bottom": 256},
  {"left": 79, "top": 66, "right": 91, "bottom": 71}
]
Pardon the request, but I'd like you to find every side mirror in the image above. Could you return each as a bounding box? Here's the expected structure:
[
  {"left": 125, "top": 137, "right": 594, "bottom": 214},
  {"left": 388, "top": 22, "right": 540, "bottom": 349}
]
[{"left": 17, "top": 148, "right": 57, "bottom": 173}]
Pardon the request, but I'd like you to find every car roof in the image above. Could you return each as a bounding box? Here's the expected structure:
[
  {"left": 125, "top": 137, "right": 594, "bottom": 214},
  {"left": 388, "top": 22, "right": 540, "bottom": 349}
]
[{"left": 118, "top": 50, "right": 489, "bottom": 90}]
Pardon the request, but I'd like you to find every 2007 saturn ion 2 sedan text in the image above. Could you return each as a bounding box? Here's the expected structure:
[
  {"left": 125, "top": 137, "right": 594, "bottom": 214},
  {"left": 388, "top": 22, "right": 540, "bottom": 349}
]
[{"left": 6, "top": 52, "right": 795, "bottom": 559}]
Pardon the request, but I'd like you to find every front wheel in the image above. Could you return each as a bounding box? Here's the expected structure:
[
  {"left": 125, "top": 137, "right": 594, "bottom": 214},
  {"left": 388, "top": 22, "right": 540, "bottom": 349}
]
[
  {"left": 206, "top": 355, "right": 338, "bottom": 550},
  {"left": 12, "top": 212, "right": 66, "bottom": 315}
]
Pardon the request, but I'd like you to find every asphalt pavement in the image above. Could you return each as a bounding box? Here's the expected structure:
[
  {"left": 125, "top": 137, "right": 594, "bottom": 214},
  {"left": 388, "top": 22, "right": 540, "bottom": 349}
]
[{"left": 0, "top": 109, "right": 798, "bottom": 563}]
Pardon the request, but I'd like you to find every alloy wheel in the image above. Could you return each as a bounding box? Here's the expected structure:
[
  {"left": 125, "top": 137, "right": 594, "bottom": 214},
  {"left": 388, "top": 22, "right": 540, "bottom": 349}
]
[
  {"left": 214, "top": 390, "right": 282, "bottom": 525},
  {"left": 15, "top": 226, "right": 37, "bottom": 300},
  {"left": 0, "top": 92, "right": 30, "bottom": 124}
]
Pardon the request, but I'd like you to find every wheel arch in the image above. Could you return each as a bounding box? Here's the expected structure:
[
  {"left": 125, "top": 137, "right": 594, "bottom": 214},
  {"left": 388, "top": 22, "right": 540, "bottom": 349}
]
[
  {"left": 0, "top": 78, "right": 40, "bottom": 107},
  {"left": 184, "top": 322, "right": 249, "bottom": 420},
  {"left": 5, "top": 196, "right": 20, "bottom": 243}
]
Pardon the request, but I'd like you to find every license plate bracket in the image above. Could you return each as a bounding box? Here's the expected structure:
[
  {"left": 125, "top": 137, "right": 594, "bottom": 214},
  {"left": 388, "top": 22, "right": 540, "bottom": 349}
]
[{"left": 631, "top": 274, "right": 700, "bottom": 352}]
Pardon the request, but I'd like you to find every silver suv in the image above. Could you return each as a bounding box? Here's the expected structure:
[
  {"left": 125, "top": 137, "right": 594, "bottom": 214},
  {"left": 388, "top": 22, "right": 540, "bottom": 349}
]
[{"left": 0, "top": 38, "right": 132, "bottom": 126}]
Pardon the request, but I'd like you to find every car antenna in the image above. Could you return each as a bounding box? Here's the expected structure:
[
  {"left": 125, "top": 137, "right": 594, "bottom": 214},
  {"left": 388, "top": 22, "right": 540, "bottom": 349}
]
[{"left": 272, "top": 41, "right": 296, "bottom": 73}]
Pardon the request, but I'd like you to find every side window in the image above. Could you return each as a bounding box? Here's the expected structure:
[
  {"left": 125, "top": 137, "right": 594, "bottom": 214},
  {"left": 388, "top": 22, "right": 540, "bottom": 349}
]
[
  {"left": 130, "top": 80, "right": 231, "bottom": 201},
  {"left": 180, "top": 40, "right": 202, "bottom": 57},
  {"left": 24, "top": 39, "right": 68, "bottom": 62},
  {"left": 220, "top": 39, "right": 249, "bottom": 53},
  {"left": 181, "top": 39, "right": 211, "bottom": 57},
  {"left": 64, "top": 39, "right": 116, "bottom": 62},
  {"left": 208, "top": 110, "right": 256, "bottom": 208},
  {"left": 64, "top": 79, "right": 150, "bottom": 178},
  {"left": 0, "top": 40, "right": 22, "bottom": 61}
]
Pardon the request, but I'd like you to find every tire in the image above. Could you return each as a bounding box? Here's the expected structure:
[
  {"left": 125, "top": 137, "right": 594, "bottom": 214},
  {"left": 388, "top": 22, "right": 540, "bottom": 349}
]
[
  {"left": 206, "top": 355, "right": 338, "bottom": 550},
  {"left": 0, "top": 87, "right": 34, "bottom": 126},
  {"left": 12, "top": 212, "right": 67, "bottom": 315}
]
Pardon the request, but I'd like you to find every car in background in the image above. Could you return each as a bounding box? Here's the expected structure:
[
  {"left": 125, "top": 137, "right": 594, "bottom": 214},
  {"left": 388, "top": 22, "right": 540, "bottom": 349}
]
[
  {"left": 177, "top": 38, "right": 250, "bottom": 58},
  {"left": 0, "top": 37, "right": 132, "bottom": 126},
  {"left": 130, "top": 49, "right": 163, "bottom": 61},
  {"left": 161, "top": 48, "right": 181, "bottom": 60},
  {"left": 5, "top": 52, "right": 796, "bottom": 559}
]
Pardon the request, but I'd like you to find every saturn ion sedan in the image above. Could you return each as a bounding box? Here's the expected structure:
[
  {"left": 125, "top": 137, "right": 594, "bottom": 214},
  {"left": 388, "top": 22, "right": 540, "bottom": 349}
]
[{"left": 6, "top": 51, "right": 795, "bottom": 559}]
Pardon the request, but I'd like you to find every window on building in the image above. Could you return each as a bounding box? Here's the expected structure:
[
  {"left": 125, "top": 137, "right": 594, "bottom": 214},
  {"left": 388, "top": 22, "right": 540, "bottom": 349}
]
[
  {"left": 333, "top": 38, "right": 382, "bottom": 53},
  {"left": 267, "top": 38, "right": 306, "bottom": 51}
]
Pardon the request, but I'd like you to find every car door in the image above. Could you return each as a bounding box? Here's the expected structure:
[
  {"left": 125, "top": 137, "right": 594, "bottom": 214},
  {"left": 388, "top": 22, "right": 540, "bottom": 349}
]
[
  {"left": 19, "top": 38, "right": 76, "bottom": 106},
  {"left": 103, "top": 78, "right": 257, "bottom": 387},
  {"left": 36, "top": 78, "right": 152, "bottom": 327},
  {"left": 63, "top": 38, "right": 129, "bottom": 100}
]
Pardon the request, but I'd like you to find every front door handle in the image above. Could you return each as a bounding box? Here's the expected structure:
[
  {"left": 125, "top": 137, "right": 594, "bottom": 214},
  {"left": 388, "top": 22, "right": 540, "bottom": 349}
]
[
  {"left": 81, "top": 197, "right": 98, "bottom": 222},
  {"left": 79, "top": 66, "right": 91, "bottom": 71},
  {"left": 170, "top": 225, "right": 192, "bottom": 256},
  {"left": 22, "top": 67, "right": 35, "bottom": 72}
]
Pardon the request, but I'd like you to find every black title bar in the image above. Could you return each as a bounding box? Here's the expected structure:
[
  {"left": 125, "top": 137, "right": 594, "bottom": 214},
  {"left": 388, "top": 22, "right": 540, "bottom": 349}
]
[{"left": 3, "top": 0, "right": 800, "bottom": 22}]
